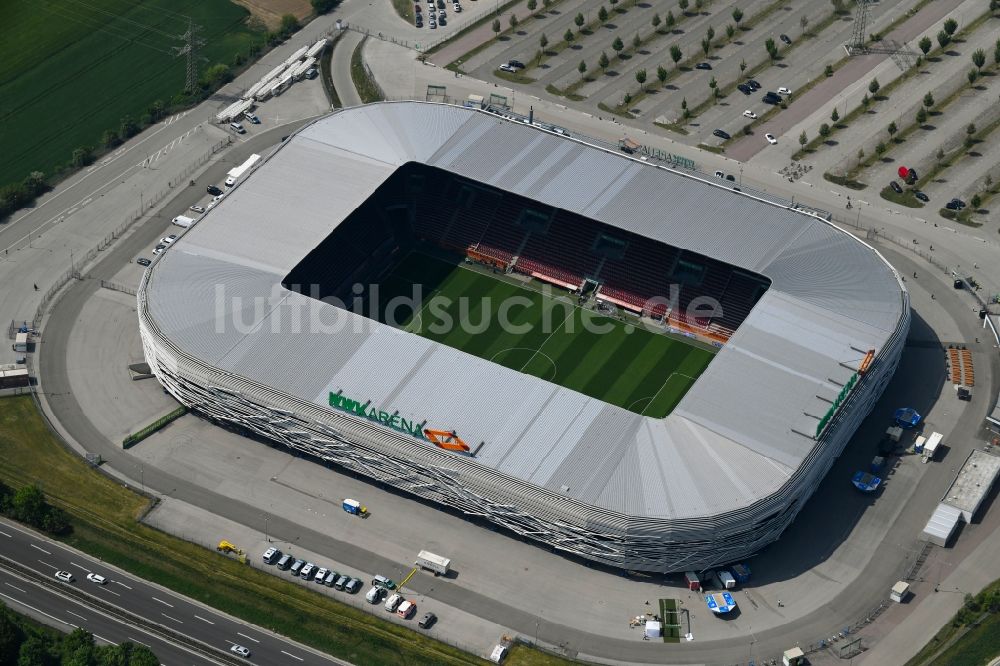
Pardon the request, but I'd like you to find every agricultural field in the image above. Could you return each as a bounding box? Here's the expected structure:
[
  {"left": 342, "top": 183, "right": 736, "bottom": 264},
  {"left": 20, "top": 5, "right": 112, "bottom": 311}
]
[
  {"left": 0, "top": 0, "right": 265, "bottom": 189},
  {"left": 368, "top": 252, "right": 716, "bottom": 418}
]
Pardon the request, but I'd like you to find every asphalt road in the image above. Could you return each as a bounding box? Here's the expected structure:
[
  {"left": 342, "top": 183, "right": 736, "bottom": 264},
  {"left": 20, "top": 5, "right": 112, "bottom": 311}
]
[
  {"left": 0, "top": 562, "right": 217, "bottom": 665},
  {"left": 0, "top": 517, "right": 352, "bottom": 665}
]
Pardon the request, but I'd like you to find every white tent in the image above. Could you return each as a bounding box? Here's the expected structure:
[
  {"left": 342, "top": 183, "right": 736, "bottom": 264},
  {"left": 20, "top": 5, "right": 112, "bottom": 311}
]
[{"left": 644, "top": 620, "right": 662, "bottom": 639}]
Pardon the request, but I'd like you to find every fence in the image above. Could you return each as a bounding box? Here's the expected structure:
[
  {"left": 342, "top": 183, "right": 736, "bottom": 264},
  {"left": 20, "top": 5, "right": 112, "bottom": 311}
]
[
  {"left": 100, "top": 280, "right": 137, "bottom": 297},
  {"left": 32, "top": 136, "right": 231, "bottom": 328}
]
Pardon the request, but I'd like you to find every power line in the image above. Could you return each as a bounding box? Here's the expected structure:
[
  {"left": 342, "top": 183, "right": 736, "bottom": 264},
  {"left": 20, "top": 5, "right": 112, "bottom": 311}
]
[{"left": 173, "top": 18, "right": 206, "bottom": 93}]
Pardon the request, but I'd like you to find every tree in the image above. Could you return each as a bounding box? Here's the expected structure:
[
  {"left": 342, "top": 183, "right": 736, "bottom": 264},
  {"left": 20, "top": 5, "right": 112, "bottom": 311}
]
[
  {"left": 492, "top": 18, "right": 501, "bottom": 34},
  {"left": 651, "top": 12, "right": 661, "bottom": 30},
  {"left": 825, "top": 63, "right": 834, "bottom": 77},
  {"left": 937, "top": 30, "right": 950, "bottom": 49},
  {"left": 665, "top": 10, "right": 676, "bottom": 28},
  {"left": 678, "top": 0, "right": 688, "bottom": 12},
  {"left": 968, "top": 68, "right": 978, "bottom": 85},
  {"left": 508, "top": 14, "right": 518, "bottom": 30},
  {"left": 657, "top": 65, "right": 668, "bottom": 85},
  {"left": 915, "top": 107, "right": 927, "bottom": 124},
  {"left": 967, "top": 122, "right": 977, "bottom": 135},
  {"left": 971, "top": 193, "right": 982, "bottom": 209},
  {"left": 857, "top": 147, "right": 865, "bottom": 166},
  {"left": 861, "top": 93, "right": 870, "bottom": 110},
  {"left": 831, "top": 0, "right": 847, "bottom": 14},
  {"left": 706, "top": 26, "right": 715, "bottom": 42},
  {"left": 598, "top": 6, "right": 608, "bottom": 23},
  {"left": 765, "top": 37, "right": 778, "bottom": 61},
  {"left": 279, "top": 14, "right": 299, "bottom": 36},
  {"left": 695, "top": 0, "right": 703, "bottom": 10},
  {"left": 708, "top": 75, "right": 717, "bottom": 90},
  {"left": 670, "top": 44, "right": 682, "bottom": 66},
  {"left": 119, "top": 116, "right": 138, "bottom": 140},
  {"left": 923, "top": 91, "right": 934, "bottom": 108},
  {"left": 987, "top": 174, "right": 994, "bottom": 191},
  {"left": 543, "top": 0, "right": 551, "bottom": 8},
  {"left": 972, "top": 48, "right": 986, "bottom": 71},
  {"left": 199, "top": 63, "right": 232, "bottom": 90},
  {"left": 565, "top": 28, "right": 574, "bottom": 42},
  {"left": 701, "top": 38, "right": 711, "bottom": 55},
  {"left": 148, "top": 99, "right": 165, "bottom": 122},
  {"left": 887, "top": 121, "right": 897, "bottom": 139},
  {"left": 875, "top": 141, "right": 887, "bottom": 156},
  {"left": 539, "top": 32, "right": 548, "bottom": 49},
  {"left": 575, "top": 12, "right": 585, "bottom": 29},
  {"left": 599, "top": 51, "right": 610, "bottom": 70},
  {"left": 798, "top": 130, "right": 808, "bottom": 147},
  {"left": 868, "top": 78, "right": 880, "bottom": 95},
  {"left": 312, "top": 0, "right": 340, "bottom": 13},
  {"left": 818, "top": 123, "right": 831, "bottom": 139},
  {"left": 831, "top": 107, "right": 840, "bottom": 123},
  {"left": 612, "top": 36, "right": 624, "bottom": 55},
  {"left": 726, "top": 24, "right": 735, "bottom": 40},
  {"left": 623, "top": 91, "right": 632, "bottom": 107},
  {"left": 943, "top": 18, "right": 958, "bottom": 35},
  {"left": 578, "top": 60, "right": 587, "bottom": 74},
  {"left": 636, "top": 68, "right": 647, "bottom": 89},
  {"left": 0, "top": 608, "right": 24, "bottom": 665},
  {"left": 101, "top": 129, "right": 120, "bottom": 149},
  {"left": 633, "top": 33, "right": 642, "bottom": 49},
  {"left": 918, "top": 36, "right": 932, "bottom": 54},
  {"left": 609, "top": 0, "right": 618, "bottom": 8},
  {"left": 527, "top": 0, "right": 536, "bottom": 9},
  {"left": 71, "top": 147, "right": 93, "bottom": 168},
  {"left": 800, "top": 14, "right": 809, "bottom": 33},
  {"left": 732, "top": 7, "right": 744, "bottom": 26}
]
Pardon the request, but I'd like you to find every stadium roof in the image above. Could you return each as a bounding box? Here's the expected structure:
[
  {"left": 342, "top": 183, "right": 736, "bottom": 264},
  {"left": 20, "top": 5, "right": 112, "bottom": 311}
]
[{"left": 145, "top": 102, "right": 906, "bottom": 520}]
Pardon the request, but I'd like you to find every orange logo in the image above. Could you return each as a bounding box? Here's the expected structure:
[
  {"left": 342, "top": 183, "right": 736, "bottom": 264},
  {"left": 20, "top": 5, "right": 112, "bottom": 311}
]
[{"left": 424, "top": 429, "right": 470, "bottom": 452}]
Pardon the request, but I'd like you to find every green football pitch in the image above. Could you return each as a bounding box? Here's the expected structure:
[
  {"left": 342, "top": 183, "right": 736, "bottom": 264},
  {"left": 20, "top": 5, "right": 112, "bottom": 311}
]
[{"left": 367, "top": 253, "right": 716, "bottom": 418}]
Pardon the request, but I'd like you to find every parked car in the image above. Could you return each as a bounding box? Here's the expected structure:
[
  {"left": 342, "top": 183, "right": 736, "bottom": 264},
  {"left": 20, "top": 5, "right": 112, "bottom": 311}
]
[
  {"left": 315, "top": 567, "right": 329, "bottom": 583},
  {"left": 372, "top": 575, "right": 397, "bottom": 590},
  {"left": 746, "top": 79, "right": 761, "bottom": 90},
  {"left": 324, "top": 570, "right": 340, "bottom": 586},
  {"left": 300, "top": 563, "right": 317, "bottom": 580},
  {"left": 737, "top": 84, "right": 752, "bottom": 95},
  {"left": 453, "top": 3, "right": 462, "bottom": 11},
  {"left": 779, "top": 34, "right": 792, "bottom": 45},
  {"left": 384, "top": 593, "right": 403, "bottom": 612},
  {"left": 397, "top": 600, "right": 416, "bottom": 619},
  {"left": 914, "top": 190, "right": 929, "bottom": 202},
  {"left": 244, "top": 112, "right": 260, "bottom": 124},
  {"left": 152, "top": 244, "right": 166, "bottom": 255},
  {"left": 764, "top": 133, "right": 777, "bottom": 145},
  {"left": 366, "top": 586, "right": 387, "bottom": 604},
  {"left": 743, "top": 109, "right": 757, "bottom": 119},
  {"left": 714, "top": 170, "right": 726, "bottom": 178},
  {"left": 712, "top": 129, "right": 731, "bottom": 140},
  {"left": 289, "top": 559, "right": 305, "bottom": 576},
  {"left": 345, "top": 578, "right": 363, "bottom": 594},
  {"left": 55, "top": 571, "right": 74, "bottom": 583},
  {"left": 231, "top": 645, "right": 251, "bottom": 658},
  {"left": 438, "top": 16, "right": 446, "bottom": 24},
  {"left": 419, "top": 612, "right": 438, "bottom": 629},
  {"left": 498, "top": 63, "right": 515, "bottom": 72},
  {"left": 509, "top": 60, "right": 525, "bottom": 69},
  {"left": 136, "top": 257, "right": 151, "bottom": 267},
  {"left": 86, "top": 573, "right": 107, "bottom": 585},
  {"left": 334, "top": 574, "right": 350, "bottom": 590},
  {"left": 777, "top": 86, "right": 792, "bottom": 95},
  {"left": 414, "top": 3, "right": 421, "bottom": 10},
  {"left": 262, "top": 547, "right": 282, "bottom": 564},
  {"left": 189, "top": 204, "right": 205, "bottom": 213},
  {"left": 950, "top": 198, "right": 966, "bottom": 209},
  {"left": 945, "top": 200, "right": 960, "bottom": 210},
  {"left": 207, "top": 185, "right": 223, "bottom": 196},
  {"left": 229, "top": 122, "right": 246, "bottom": 134},
  {"left": 695, "top": 62, "right": 712, "bottom": 70},
  {"left": 889, "top": 181, "right": 903, "bottom": 194},
  {"left": 160, "top": 234, "right": 177, "bottom": 245},
  {"left": 763, "top": 94, "right": 780, "bottom": 105},
  {"left": 726, "top": 174, "right": 736, "bottom": 182}
]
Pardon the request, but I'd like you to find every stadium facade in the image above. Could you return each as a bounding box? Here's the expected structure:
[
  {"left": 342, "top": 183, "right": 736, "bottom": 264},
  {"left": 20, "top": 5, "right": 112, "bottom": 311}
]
[{"left": 137, "top": 102, "right": 909, "bottom": 572}]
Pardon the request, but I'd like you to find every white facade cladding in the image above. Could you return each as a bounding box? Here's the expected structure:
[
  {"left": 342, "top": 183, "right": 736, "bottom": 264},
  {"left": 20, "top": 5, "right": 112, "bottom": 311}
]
[{"left": 137, "top": 102, "right": 909, "bottom": 572}]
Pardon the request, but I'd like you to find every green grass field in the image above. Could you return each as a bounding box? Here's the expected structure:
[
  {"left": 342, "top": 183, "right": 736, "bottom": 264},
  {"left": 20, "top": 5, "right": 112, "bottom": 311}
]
[
  {"left": 0, "top": 0, "right": 262, "bottom": 187},
  {"left": 368, "top": 253, "right": 715, "bottom": 418}
]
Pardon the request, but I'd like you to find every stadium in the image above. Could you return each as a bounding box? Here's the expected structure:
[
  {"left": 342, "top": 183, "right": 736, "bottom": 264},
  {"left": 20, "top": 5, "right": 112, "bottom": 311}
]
[{"left": 137, "top": 102, "right": 909, "bottom": 572}]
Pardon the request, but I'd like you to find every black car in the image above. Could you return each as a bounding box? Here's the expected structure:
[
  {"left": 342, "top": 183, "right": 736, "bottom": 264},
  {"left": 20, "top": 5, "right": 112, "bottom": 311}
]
[
  {"left": 509, "top": 60, "right": 525, "bottom": 69},
  {"left": 737, "top": 84, "right": 752, "bottom": 95},
  {"left": 136, "top": 257, "right": 151, "bottom": 267},
  {"left": 950, "top": 198, "right": 966, "bottom": 209},
  {"left": 712, "top": 129, "right": 731, "bottom": 140},
  {"left": 207, "top": 185, "right": 223, "bottom": 196},
  {"left": 914, "top": 190, "right": 929, "bottom": 202},
  {"left": 889, "top": 181, "right": 902, "bottom": 194},
  {"left": 906, "top": 167, "right": 918, "bottom": 182},
  {"left": 438, "top": 16, "right": 446, "bottom": 24},
  {"left": 418, "top": 612, "right": 438, "bottom": 629},
  {"left": 779, "top": 34, "right": 792, "bottom": 45},
  {"left": 726, "top": 174, "right": 736, "bottom": 182},
  {"left": 762, "top": 94, "right": 780, "bottom": 105},
  {"left": 945, "top": 200, "right": 960, "bottom": 210},
  {"left": 695, "top": 62, "right": 712, "bottom": 70},
  {"left": 747, "top": 79, "right": 761, "bottom": 90}
]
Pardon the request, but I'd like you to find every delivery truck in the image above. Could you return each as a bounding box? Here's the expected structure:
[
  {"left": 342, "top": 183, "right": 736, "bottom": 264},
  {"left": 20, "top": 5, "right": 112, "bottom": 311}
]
[{"left": 415, "top": 550, "right": 451, "bottom": 575}]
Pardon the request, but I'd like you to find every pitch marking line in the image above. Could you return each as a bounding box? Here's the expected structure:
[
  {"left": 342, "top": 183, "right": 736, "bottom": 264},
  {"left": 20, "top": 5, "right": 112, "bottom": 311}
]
[
  {"left": 640, "top": 372, "right": 698, "bottom": 417},
  {"left": 518, "top": 308, "right": 575, "bottom": 374}
]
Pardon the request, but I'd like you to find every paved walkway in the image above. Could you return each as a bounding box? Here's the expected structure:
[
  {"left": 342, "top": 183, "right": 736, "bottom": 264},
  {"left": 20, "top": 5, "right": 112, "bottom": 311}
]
[
  {"left": 332, "top": 30, "right": 365, "bottom": 107},
  {"left": 430, "top": 0, "right": 537, "bottom": 66}
]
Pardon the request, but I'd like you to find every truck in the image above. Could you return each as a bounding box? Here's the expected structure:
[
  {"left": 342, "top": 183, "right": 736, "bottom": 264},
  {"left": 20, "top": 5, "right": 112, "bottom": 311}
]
[
  {"left": 13, "top": 332, "right": 28, "bottom": 353},
  {"left": 171, "top": 215, "right": 196, "bottom": 228},
  {"left": 923, "top": 431, "right": 943, "bottom": 462},
  {"left": 225, "top": 154, "right": 261, "bottom": 187},
  {"left": 342, "top": 498, "right": 367, "bottom": 516},
  {"left": 415, "top": 550, "right": 451, "bottom": 575}
]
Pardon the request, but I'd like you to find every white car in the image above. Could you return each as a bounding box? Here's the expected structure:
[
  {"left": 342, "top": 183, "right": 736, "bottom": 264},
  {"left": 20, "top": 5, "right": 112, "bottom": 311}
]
[
  {"left": 777, "top": 87, "right": 792, "bottom": 95},
  {"left": 55, "top": 570, "right": 74, "bottom": 583},
  {"left": 152, "top": 244, "right": 166, "bottom": 255},
  {"left": 230, "top": 644, "right": 251, "bottom": 658},
  {"left": 189, "top": 205, "right": 205, "bottom": 213},
  {"left": 764, "top": 133, "right": 778, "bottom": 145},
  {"left": 160, "top": 235, "right": 177, "bottom": 245},
  {"left": 384, "top": 592, "right": 403, "bottom": 612},
  {"left": 498, "top": 63, "right": 516, "bottom": 73},
  {"left": 366, "top": 586, "right": 386, "bottom": 604},
  {"left": 86, "top": 573, "right": 107, "bottom": 585},
  {"left": 742, "top": 110, "right": 757, "bottom": 119}
]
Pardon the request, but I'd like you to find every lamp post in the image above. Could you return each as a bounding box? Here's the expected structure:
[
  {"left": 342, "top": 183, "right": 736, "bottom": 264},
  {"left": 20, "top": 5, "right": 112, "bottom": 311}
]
[{"left": 264, "top": 515, "right": 270, "bottom": 543}]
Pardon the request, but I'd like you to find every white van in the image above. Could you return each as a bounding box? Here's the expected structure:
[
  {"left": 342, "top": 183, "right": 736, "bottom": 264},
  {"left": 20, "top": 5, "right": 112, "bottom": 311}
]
[
  {"left": 384, "top": 593, "right": 403, "bottom": 612},
  {"left": 229, "top": 122, "right": 246, "bottom": 134}
]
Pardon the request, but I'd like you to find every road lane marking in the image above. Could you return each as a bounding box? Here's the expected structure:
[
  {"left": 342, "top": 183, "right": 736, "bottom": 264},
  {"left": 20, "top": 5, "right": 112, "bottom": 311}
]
[
  {"left": 37, "top": 559, "right": 56, "bottom": 569},
  {"left": 161, "top": 613, "right": 183, "bottom": 624},
  {"left": 113, "top": 581, "right": 132, "bottom": 590},
  {"left": 194, "top": 615, "right": 215, "bottom": 625},
  {"left": 0, "top": 530, "right": 11, "bottom": 537},
  {"left": 103, "top": 587, "right": 121, "bottom": 597},
  {"left": 67, "top": 610, "right": 88, "bottom": 621},
  {"left": 281, "top": 650, "right": 304, "bottom": 661},
  {"left": 128, "top": 636, "right": 151, "bottom": 646},
  {"left": 151, "top": 596, "right": 174, "bottom": 607},
  {"left": 4, "top": 583, "right": 27, "bottom": 594},
  {"left": 0, "top": 591, "right": 73, "bottom": 628},
  {"left": 236, "top": 632, "right": 260, "bottom": 643},
  {"left": 92, "top": 634, "right": 116, "bottom": 646},
  {"left": 70, "top": 561, "right": 92, "bottom": 573},
  {"left": 30, "top": 544, "right": 52, "bottom": 555}
]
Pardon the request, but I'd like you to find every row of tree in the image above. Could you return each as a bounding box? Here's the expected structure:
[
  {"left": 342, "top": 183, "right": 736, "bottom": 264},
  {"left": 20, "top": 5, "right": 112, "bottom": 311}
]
[
  {"left": 0, "top": 609, "right": 159, "bottom": 666},
  {"left": 0, "top": 482, "right": 71, "bottom": 536}
]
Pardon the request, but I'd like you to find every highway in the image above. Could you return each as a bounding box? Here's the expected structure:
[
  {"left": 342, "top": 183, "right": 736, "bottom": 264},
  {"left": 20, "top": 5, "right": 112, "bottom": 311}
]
[{"left": 0, "top": 517, "right": 352, "bottom": 666}]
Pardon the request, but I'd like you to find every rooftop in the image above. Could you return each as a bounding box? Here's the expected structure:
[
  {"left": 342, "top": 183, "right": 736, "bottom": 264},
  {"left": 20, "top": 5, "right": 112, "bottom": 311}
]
[{"left": 943, "top": 449, "right": 1000, "bottom": 516}]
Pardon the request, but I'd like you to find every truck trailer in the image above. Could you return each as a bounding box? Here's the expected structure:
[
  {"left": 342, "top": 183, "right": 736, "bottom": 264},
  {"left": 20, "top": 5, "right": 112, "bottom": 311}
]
[
  {"left": 415, "top": 550, "right": 451, "bottom": 575},
  {"left": 225, "top": 154, "right": 261, "bottom": 187}
]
